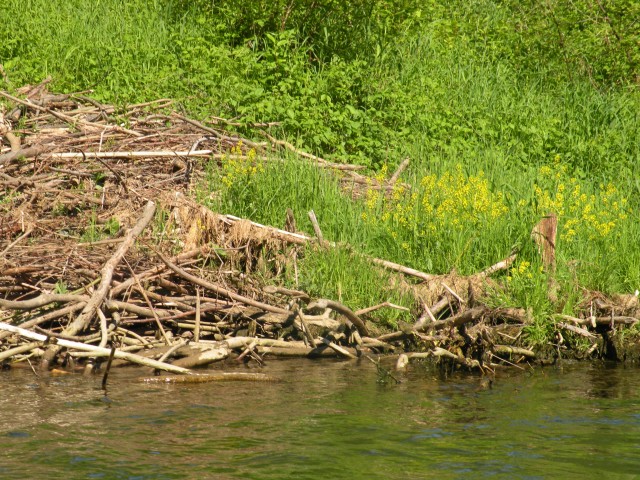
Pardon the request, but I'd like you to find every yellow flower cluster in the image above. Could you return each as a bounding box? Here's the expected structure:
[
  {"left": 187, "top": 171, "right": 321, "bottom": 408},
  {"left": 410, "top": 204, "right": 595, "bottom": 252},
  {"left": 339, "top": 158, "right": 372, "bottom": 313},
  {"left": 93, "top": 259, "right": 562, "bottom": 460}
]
[
  {"left": 220, "top": 142, "right": 262, "bottom": 187},
  {"left": 362, "top": 164, "right": 509, "bottom": 248},
  {"left": 507, "top": 260, "right": 535, "bottom": 282},
  {"left": 419, "top": 166, "right": 508, "bottom": 226},
  {"left": 534, "top": 156, "right": 628, "bottom": 243}
]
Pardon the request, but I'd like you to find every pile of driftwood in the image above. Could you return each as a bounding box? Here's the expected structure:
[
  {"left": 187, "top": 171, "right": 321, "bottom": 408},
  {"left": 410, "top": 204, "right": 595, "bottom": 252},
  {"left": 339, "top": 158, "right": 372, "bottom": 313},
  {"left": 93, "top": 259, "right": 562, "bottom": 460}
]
[{"left": 2, "top": 82, "right": 638, "bottom": 382}]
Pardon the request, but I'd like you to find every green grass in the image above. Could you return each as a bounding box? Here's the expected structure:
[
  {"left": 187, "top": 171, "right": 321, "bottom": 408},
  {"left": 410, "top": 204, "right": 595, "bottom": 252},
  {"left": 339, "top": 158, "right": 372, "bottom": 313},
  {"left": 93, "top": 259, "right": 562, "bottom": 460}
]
[{"left": 2, "top": 0, "right": 640, "bottom": 338}]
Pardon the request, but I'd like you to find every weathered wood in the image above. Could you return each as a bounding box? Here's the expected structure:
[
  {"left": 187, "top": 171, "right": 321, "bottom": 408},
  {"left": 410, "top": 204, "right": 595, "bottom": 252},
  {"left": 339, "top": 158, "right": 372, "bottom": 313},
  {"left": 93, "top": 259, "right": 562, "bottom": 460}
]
[
  {"left": 320, "top": 337, "right": 357, "bottom": 359},
  {"left": 555, "top": 314, "right": 639, "bottom": 327},
  {"left": 157, "top": 251, "right": 290, "bottom": 315},
  {"left": 307, "top": 298, "right": 369, "bottom": 337},
  {"left": 0, "top": 321, "right": 191, "bottom": 374},
  {"left": 429, "top": 307, "right": 486, "bottom": 331},
  {"left": 141, "top": 372, "right": 278, "bottom": 383},
  {"left": 65, "top": 201, "right": 157, "bottom": 337},
  {"left": 493, "top": 345, "right": 536, "bottom": 358},
  {"left": 531, "top": 214, "right": 557, "bottom": 271}
]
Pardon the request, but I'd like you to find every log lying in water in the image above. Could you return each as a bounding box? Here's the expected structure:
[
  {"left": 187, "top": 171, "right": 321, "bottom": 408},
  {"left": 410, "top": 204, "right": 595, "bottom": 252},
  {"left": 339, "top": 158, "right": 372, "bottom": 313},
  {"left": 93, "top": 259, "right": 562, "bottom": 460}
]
[{"left": 141, "top": 372, "right": 278, "bottom": 384}]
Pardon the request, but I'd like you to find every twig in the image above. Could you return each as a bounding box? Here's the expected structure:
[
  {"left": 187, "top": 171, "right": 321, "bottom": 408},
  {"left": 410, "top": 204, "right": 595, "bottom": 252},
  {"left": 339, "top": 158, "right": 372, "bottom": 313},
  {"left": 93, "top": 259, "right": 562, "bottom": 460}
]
[
  {"left": 0, "top": 293, "right": 88, "bottom": 310},
  {"left": 221, "top": 211, "right": 439, "bottom": 283},
  {"left": 556, "top": 322, "right": 597, "bottom": 339},
  {"left": 49, "top": 150, "right": 232, "bottom": 159},
  {"left": 157, "top": 339, "right": 188, "bottom": 364},
  {"left": 194, "top": 289, "right": 201, "bottom": 342},
  {"left": 308, "top": 210, "right": 325, "bottom": 244},
  {"left": 0, "top": 302, "right": 86, "bottom": 341},
  {"left": 97, "top": 308, "right": 109, "bottom": 349},
  {"left": 141, "top": 372, "right": 277, "bottom": 383},
  {"left": 261, "top": 132, "right": 364, "bottom": 171},
  {"left": 492, "top": 345, "right": 536, "bottom": 358},
  {"left": 124, "top": 258, "right": 172, "bottom": 345},
  {"left": 0, "top": 342, "right": 43, "bottom": 363},
  {"left": 263, "top": 285, "right": 311, "bottom": 302},
  {"left": 489, "top": 352, "right": 525, "bottom": 370},
  {"left": 555, "top": 314, "right": 638, "bottom": 327},
  {"left": 294, "top": 304, "right": 317, "bottom": 348},
  {"left": 441, "top": 282, "right": 463, "bottom": 304},
  {"left": 355, "top": 301, "right": 410, "bottom": 316},
  {"left": 388, "top": 157, "right": 410, "bottom": 185},
  {"left": 475, "top": 253, "right": 517, "bottom": 278},
  {"left": 101, "top": 345, "right": 117, "bottom": 389},
  {"left": 0, "top": 226, "right": 33, "bottom": 257},
  {"left": 369, "top": 257, "right": 435, "bottom": 282}
]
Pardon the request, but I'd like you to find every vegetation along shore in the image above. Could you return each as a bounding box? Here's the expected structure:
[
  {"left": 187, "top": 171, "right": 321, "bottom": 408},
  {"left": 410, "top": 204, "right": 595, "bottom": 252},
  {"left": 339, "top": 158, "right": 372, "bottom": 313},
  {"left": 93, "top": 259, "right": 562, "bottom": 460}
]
[{"left": 1, "top": 0, "right": 639, "bottom": 380}]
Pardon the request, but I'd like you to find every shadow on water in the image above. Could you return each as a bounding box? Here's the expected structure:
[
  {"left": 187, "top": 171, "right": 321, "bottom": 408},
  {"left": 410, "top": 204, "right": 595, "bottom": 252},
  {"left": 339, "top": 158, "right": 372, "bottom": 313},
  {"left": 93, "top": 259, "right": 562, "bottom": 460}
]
[{"left": 2, "top": 359, "right": 640, "bottom": 479}]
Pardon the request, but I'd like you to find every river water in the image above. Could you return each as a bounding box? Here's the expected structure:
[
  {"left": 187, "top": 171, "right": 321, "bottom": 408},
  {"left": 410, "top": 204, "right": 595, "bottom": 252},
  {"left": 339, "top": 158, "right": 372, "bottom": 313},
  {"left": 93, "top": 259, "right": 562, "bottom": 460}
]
[{"left": 2, "top": 359, "right": 640, "bottom": 479}]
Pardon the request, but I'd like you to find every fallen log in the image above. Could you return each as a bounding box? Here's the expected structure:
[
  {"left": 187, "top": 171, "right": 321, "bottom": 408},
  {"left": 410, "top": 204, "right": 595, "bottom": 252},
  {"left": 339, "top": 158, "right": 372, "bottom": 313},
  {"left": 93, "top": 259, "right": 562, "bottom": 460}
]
[
  {"left": 307, "top": 298, "right": 369, "bottom": 337},
  {"left": 492, "top": 345, "right": 536, "bottom": 358},
  {"left": 429, "top": 307, "right": 486, "bottom": 331},
  {"left": 141, "top": 372, "right": 278, "bottom": 383}
]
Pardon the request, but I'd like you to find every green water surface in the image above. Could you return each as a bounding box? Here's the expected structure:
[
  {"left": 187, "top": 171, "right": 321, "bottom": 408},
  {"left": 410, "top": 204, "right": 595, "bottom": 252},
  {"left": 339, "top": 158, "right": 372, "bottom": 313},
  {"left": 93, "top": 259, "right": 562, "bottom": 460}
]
[{"left": 2, "top": 360, "right": 639, "bottom": 479}]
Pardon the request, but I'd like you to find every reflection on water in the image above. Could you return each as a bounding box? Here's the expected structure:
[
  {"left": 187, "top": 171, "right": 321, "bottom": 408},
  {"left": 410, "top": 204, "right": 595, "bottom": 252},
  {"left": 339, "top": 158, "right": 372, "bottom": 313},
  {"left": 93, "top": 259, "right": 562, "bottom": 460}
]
[{"left": 2, "top": 360, "right": 640, "bottom": 479}]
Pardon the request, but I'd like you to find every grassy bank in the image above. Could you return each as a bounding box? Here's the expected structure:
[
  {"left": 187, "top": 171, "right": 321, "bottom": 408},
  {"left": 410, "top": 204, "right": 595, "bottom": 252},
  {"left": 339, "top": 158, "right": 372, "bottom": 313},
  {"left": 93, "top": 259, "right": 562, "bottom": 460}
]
[{"left": 2, "top": 0, "right": 639, "bottom": 344}]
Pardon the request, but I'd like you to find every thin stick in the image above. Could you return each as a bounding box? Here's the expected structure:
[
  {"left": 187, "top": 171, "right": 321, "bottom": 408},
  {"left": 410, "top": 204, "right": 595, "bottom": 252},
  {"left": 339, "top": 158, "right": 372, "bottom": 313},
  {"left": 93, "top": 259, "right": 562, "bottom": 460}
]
[
  {"left": 441, "top": 282, "right": 463, "bottom": 304},
  {"left": 97, "top": 308, "right": 109, "bottom": 349},
  {"left": 294, "top": 305, "right": 317, "bottom": 348},
  {"left": 124, "top": 258, "right": 172, "bottom": 345},
  {"left": 388, "top": 157, "right": 410, "bottom": 185},
  {"left": 157, "top": 339, "right": 188, "bottom": 364},
  {"left": 475, "top": 253, "right": 517, "bottom": 278},
  {"left": 308, "top": 210, "right": 325, "bottom": 244},
  {"left": 222, "top": 212, "right": 439, "bottom": 282},
  {"left": 429, "top": 307, "right": 486, "bottom": 331},
  {"left": 489, "top": 352, "right": 525, "bottom": 370},
  {"left": 141, "top": 372, "right": 277, "bottom": 383},
  {"left": 355, "top": 302, "right": 410, "bottom": 316},
  {"left": 493, "top": 345, "right": 536, "bottom": 358},
  {"left": 101, "top": 345, "right": 117, "bottom": 389},
  {"left": 0, "top": 226, "right": 33, "bottom": 258},
  {"left": 49, "top": 150, "right": 244, "bottom": 159},
  {"left": 0, "top": 302, "right": 86, "bottom": 341},
  {"left": 194, "top": 289, "right": 201, "bottom": 342},
  {"left": 0, "top": 342, "right": 43, "bottom": 363},
  {"left": 262, "top": 132, "right": 364, "bottom": 171},
  {"left": 369, "top": 257, "right": 435, "bottom": 282}
]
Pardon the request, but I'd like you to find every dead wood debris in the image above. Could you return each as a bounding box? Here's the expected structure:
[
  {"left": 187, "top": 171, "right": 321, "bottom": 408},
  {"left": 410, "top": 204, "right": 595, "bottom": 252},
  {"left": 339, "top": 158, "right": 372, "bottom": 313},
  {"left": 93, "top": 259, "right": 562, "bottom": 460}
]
[{"left": 2, "top": 84, "right": 639, "bottom": 382}]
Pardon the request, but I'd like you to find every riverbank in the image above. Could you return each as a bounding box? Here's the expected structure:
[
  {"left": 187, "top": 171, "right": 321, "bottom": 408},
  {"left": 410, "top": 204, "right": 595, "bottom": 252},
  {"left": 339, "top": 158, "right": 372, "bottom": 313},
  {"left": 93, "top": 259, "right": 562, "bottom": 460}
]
[{"left": 2, "top": 87, "right": 640, "bottom": 378}]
